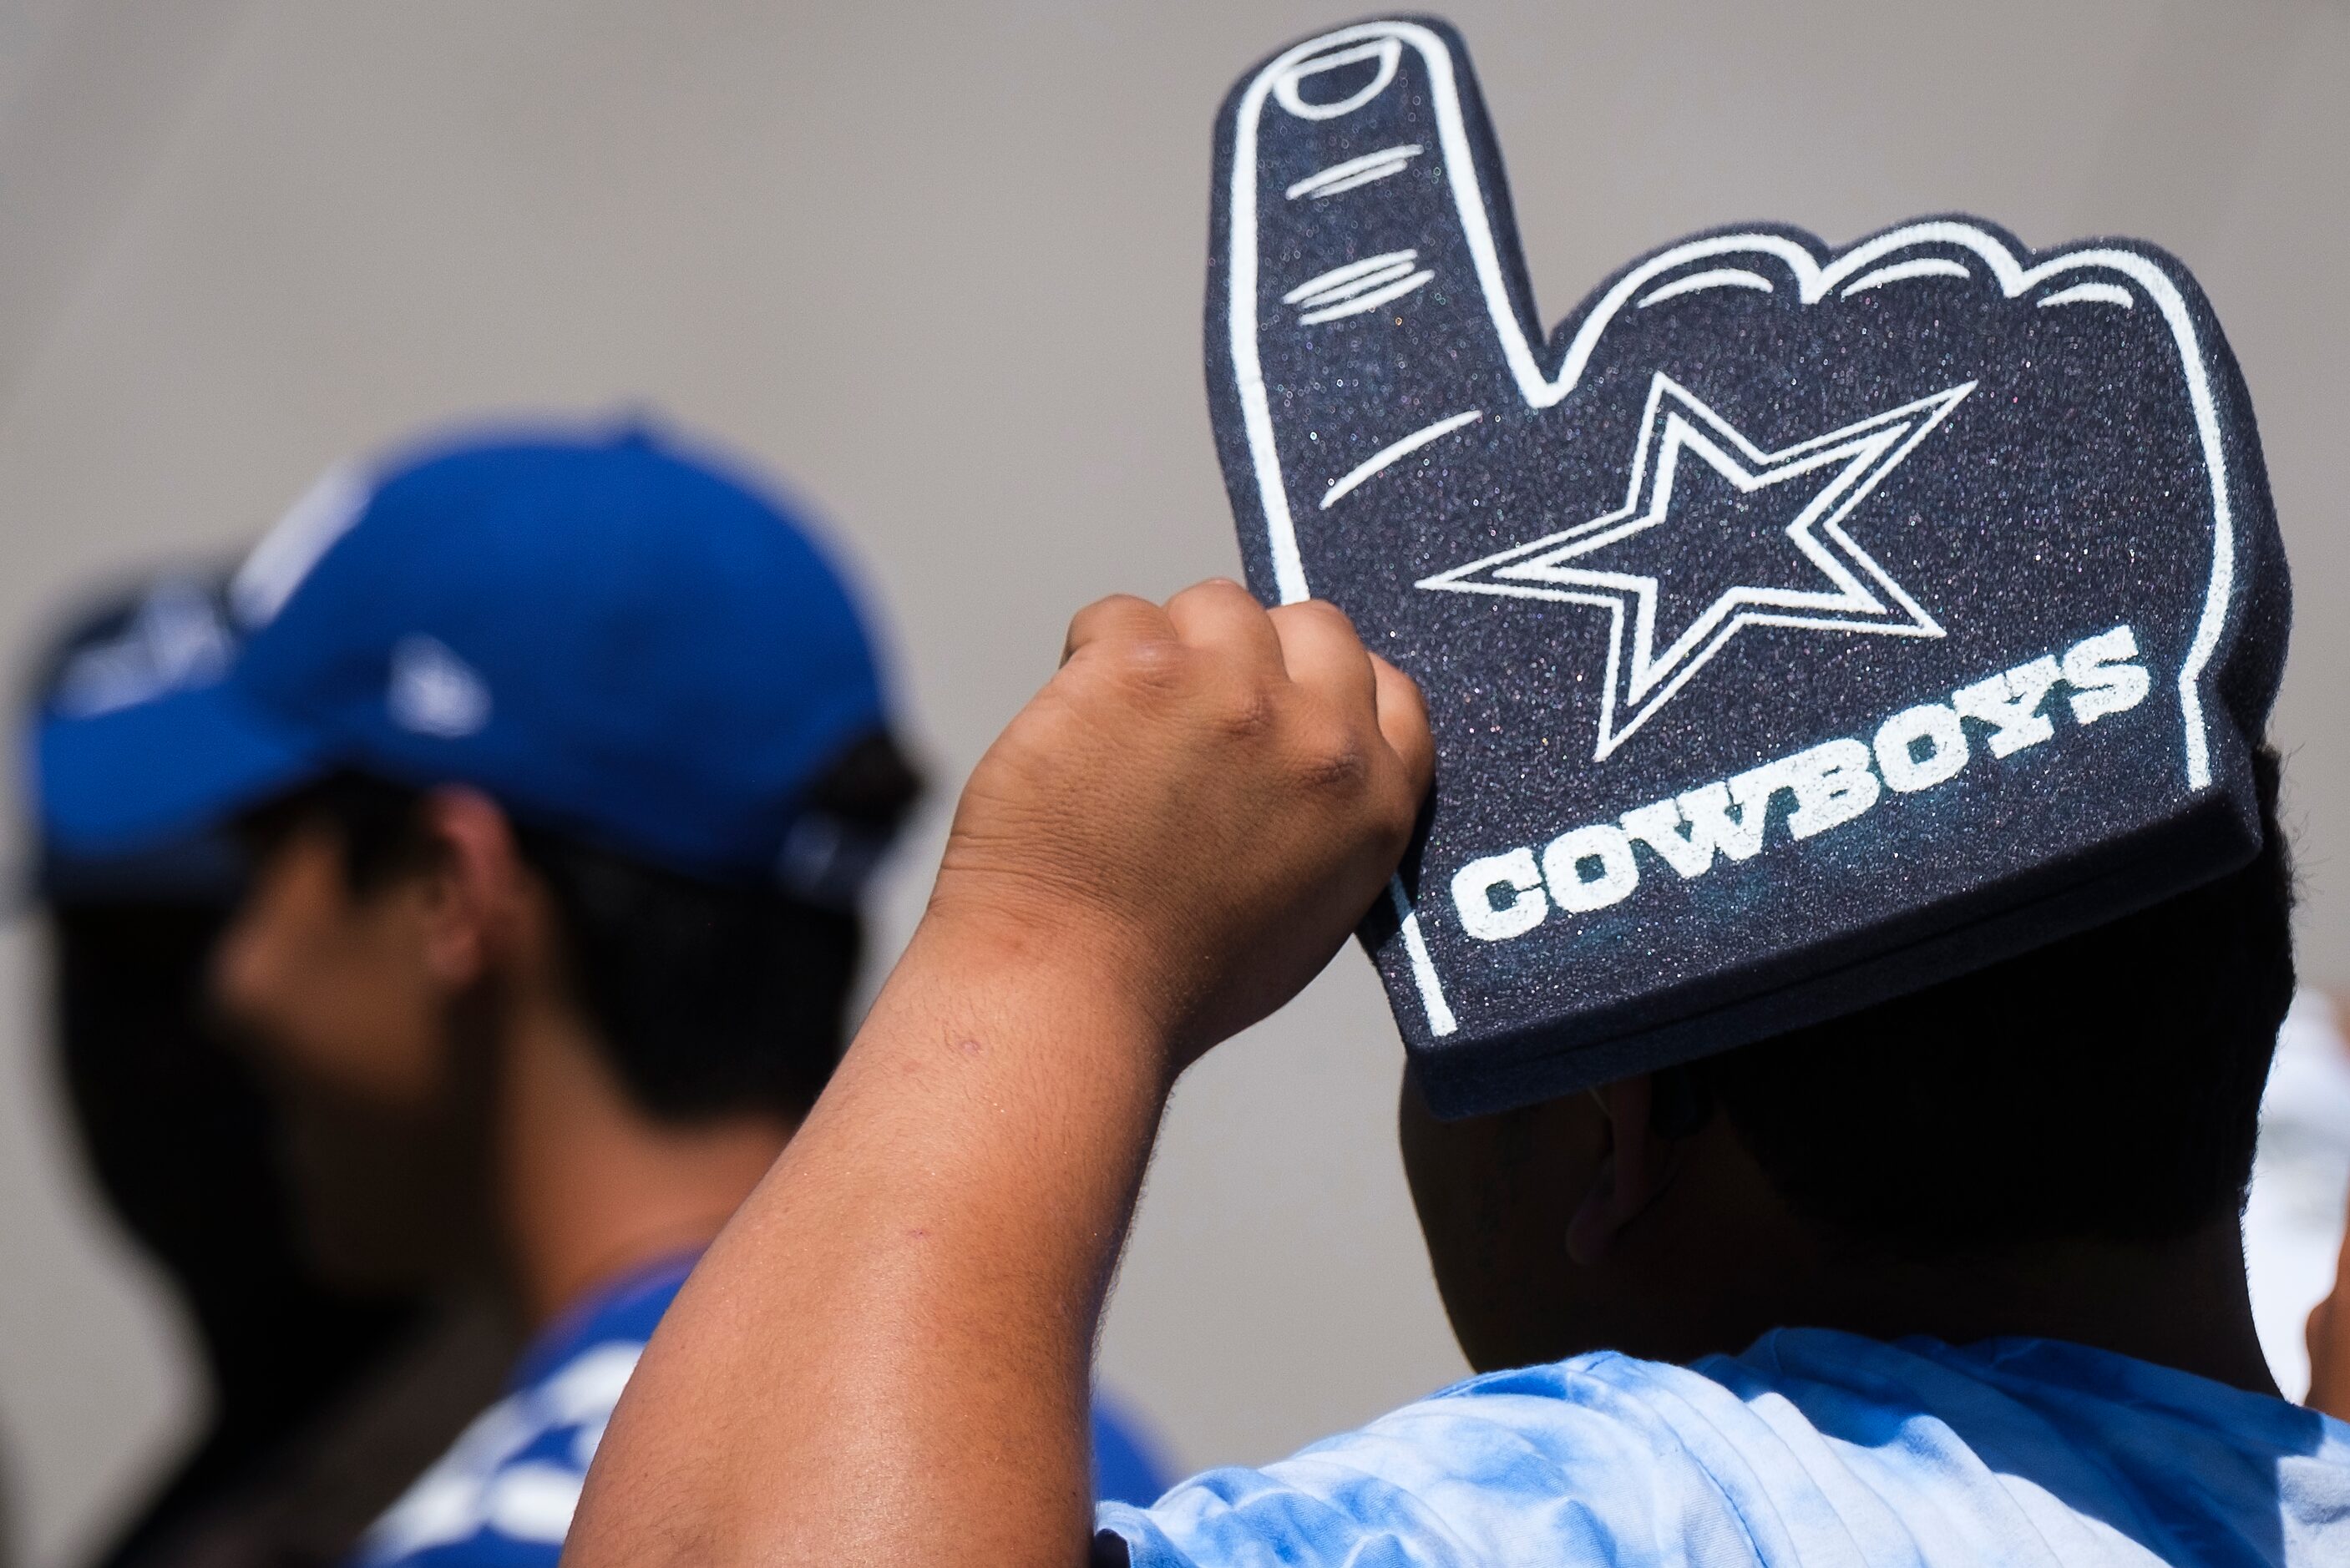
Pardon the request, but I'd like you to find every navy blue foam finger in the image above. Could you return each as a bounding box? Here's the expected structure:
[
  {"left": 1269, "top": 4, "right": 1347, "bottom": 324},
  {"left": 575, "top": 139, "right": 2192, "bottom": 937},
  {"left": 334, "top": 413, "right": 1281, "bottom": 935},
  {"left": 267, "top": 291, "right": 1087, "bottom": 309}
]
[{"left": 1208, "top": 17, "right": 2288, "bottom": 1117}]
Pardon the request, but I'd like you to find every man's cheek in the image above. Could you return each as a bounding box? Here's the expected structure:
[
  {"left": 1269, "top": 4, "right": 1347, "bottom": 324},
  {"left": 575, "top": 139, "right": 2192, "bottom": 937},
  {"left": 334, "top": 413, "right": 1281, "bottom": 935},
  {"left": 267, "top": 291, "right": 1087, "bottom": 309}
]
[
  {"left": 209, "top": 902, "right": 300, "bottom": 1050},
  {"left": 212, "top": 832, "right": 337, "bottom": 1041},
  {"left": 212, "top": 908, "right": 413, "bottom": 1104}
]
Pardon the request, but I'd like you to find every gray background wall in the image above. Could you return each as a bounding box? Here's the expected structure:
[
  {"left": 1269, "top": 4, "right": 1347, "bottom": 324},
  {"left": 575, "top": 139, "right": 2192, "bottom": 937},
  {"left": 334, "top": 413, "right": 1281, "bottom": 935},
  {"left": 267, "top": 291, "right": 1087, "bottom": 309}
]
[{"left": 0, "top": 2, "right": 2342, "bottom": 1562}]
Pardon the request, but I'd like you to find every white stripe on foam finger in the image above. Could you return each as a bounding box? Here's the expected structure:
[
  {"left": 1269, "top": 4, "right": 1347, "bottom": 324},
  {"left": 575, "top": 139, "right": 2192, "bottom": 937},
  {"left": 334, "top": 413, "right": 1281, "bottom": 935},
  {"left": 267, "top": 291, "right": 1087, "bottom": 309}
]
[
  {"left": 1635, "top": 268, "right": 1775, "bottom": 309},
  {"left": 1287, "top": 144, "right": 1423, "bottom": 200},
  {"left": 1283, "top": 250, "right": 1421, "bottom": 302},
  {"left": 1298, "top": 271, "right": 1435, "bottom": 325},
  {"left": 1841, "top": 256, "right": 1973, "bottom": 296},
  {"left": 2039, "top": 281, "right": 2134, "bottom": 310},
  {"left": 1321, "top": 411, "right": 1483, "bottom": 509}
]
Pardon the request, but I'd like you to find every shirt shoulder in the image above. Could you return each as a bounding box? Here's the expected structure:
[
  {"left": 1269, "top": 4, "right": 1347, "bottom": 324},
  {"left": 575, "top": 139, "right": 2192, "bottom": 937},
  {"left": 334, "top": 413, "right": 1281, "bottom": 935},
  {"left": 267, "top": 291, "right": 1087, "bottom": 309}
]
[
  {"left": 350, "top": 1257, "right": 696, "bottom": 1568},
  {"left": 1096, "top": 1333, "right": 2350, "bottom": 1568},
  {"left": 1101, "top": 1353, "right": 1770, "bottom": 1568}
]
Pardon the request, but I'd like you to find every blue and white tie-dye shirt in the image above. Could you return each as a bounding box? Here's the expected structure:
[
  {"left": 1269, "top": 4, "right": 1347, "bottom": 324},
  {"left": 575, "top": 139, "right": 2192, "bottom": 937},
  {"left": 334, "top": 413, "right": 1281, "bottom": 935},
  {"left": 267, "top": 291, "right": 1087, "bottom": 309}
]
[
  {"left": 1098, "top": 1329, "right": 2350, "bottom": 1566},
  {"left": 356, "top": 1253, "right": 1172, "bottom": 1568}
]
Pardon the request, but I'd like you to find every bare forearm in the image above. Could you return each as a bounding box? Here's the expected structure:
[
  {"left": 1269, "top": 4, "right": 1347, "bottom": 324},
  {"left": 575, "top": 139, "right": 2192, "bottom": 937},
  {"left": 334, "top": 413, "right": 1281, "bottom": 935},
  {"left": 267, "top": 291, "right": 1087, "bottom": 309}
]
[{"left": 566, "top": 915, "right": 1172, "bottom": 1568}]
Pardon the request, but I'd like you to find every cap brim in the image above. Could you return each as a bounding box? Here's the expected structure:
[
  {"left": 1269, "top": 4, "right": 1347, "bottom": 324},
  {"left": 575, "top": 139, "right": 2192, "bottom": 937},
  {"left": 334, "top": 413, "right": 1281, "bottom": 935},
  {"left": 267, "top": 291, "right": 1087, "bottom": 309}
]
[{"left": 33, "top": 680, "right": 326, "bottom": 858}]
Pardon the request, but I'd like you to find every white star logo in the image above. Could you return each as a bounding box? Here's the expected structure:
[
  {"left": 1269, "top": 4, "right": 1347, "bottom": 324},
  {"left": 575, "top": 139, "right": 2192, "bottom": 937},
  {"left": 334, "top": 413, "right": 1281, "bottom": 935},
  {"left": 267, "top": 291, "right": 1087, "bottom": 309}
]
[{"left": 1419, "top": 372, "right": 1974, "bottom": 758}]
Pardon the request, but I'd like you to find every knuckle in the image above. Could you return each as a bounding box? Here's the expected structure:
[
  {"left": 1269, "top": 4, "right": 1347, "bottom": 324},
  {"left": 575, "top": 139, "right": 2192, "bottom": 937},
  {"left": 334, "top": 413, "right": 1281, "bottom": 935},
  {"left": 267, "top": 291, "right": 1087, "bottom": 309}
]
[
  {"left": 1066, "top": 594, "right": 1158, "bottom": 663},
  {"left": 1278, "top": 597, "right": 1360, "bottom": 639},
  {"left": 1289, "top": 716, "right": 1372, "bottom": 795},
  {"left": 1096, "top": 634, "right": 1188, "bottom": 695},
  {"left": 1209, "top": 672, "right": 1278, "bottom": 739}
]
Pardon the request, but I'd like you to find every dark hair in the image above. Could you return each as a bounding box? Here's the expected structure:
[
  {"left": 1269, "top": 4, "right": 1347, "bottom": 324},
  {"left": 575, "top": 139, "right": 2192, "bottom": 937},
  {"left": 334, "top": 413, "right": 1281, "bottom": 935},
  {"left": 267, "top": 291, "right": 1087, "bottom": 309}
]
[
  {"left": 46, "top": 898, "right": 428, "bottom": 1568},
  {"left": 247, "top": 734, "right": 920, "bottom": 1123},
  {"left": 1699, "top": 744, "right": 2295, "bottom": 1257}
]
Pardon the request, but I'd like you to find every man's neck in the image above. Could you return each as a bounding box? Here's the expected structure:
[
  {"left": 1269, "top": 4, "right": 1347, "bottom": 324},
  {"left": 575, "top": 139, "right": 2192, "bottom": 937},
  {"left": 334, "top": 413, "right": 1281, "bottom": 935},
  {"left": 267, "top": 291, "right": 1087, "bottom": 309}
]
[
  {"left": 1799, "top": 1216, "right": 2279, "bottom": 1398},
  {"left": 494, "top": 998, "right": 796, "bottom": 1326}
]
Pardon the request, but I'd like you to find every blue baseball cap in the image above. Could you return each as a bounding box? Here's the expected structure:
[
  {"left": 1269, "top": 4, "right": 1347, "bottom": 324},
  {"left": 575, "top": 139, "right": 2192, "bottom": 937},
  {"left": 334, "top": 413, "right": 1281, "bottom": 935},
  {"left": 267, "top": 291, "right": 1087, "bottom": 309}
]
[
  {"left": 32, "top": 422, "right": 899, "bottom": 895},
  {"left": 24, "top": 565, "right": 247, "bottom": 902}
]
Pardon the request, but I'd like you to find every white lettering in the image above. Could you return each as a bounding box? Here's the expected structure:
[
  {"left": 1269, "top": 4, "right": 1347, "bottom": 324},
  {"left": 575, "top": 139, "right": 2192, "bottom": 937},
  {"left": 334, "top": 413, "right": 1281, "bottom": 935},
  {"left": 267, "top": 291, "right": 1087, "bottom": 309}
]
[
  {"left": 1446, "top": 624, "right": 2156, "bottom": 944},
  {"left": 1542, "top": 824, "right": 1640, "bottom": 913},
  {"left": 2062, "top": 625, "right": 2150, "bottom": 725},
  {"left": 1451, "top": 849, "right": 1549, "bottom": 942},
  {"left": 1951, "top": 655, "right": 2062, "bottom": 757},
  {"left": 1873, "top": 702, "right": 1969, "bottom": 792},
  {"left": 1708, "top": 776, "right": 1777, "bottom": 859},
  {"left": 1622, "top": 781, "right": 1765, "bottom": 879},
  {"left": 1775, "top": 738, "right": 1882, "bottom": 840}
]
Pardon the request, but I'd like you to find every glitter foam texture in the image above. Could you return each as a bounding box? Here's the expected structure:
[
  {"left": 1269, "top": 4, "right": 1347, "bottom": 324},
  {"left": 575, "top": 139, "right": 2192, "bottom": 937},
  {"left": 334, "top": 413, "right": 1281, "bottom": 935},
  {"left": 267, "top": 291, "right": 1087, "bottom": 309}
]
[{"left": 1205, "top": 16, "right": 2288, "bottom": 1116}]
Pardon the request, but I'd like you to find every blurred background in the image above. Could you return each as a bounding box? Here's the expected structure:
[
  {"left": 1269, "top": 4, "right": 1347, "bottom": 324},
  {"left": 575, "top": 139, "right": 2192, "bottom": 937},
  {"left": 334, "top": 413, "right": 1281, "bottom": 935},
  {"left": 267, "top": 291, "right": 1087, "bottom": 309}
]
[{"left": 0, "top": 0, "right": 2344, "bottom": 1562}]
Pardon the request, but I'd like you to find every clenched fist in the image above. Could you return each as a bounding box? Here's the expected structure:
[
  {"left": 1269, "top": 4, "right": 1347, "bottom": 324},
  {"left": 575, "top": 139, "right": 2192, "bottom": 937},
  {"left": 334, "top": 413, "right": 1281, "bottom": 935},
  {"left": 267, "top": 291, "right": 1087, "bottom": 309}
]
[{"left": 929, "top": 579, "right": 1432, "bottom": 1068}]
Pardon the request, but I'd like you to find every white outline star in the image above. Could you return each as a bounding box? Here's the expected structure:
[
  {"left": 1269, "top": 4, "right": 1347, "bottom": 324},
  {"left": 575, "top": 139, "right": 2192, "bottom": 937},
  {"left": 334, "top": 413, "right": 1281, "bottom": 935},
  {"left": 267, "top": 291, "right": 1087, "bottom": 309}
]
[{"left": 1420, "top": 372, "right": 1974, "bottom": 759}]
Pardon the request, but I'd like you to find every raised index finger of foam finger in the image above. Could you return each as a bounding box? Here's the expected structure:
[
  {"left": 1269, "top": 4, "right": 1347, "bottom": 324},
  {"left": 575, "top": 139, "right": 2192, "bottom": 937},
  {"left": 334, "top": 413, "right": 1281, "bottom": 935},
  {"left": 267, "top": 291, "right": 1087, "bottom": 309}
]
[{"left": 1210, "top": 17, "right": 1542, "bottom": 606}]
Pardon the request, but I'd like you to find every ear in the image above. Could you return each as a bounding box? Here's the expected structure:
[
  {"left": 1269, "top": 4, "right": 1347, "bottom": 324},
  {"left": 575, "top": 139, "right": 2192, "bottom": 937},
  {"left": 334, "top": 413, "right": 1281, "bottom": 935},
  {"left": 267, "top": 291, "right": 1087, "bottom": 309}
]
[
  {"left": 1564, "top": 1074, "right": 1677, "bottom": 1266},
  {"left": 413, "top": 787, "right": 534, "bottom": 992}
]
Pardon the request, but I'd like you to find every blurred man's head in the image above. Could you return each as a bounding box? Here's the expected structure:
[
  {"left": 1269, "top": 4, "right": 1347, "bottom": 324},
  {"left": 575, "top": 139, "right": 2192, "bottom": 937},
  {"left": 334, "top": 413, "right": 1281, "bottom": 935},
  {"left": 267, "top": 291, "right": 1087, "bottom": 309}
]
[
  {"left": 38, "top": 422, "right": 919, "bottom": 1290},
  {"left": 1400, "top": 745, "right": 2294, "bottom": 1372},
  {"left": 20, "top": 569, "right": 529, "bottom": 1567},
  {"left": 218, "top": 745, "right": 914, "bottom": 1125}
]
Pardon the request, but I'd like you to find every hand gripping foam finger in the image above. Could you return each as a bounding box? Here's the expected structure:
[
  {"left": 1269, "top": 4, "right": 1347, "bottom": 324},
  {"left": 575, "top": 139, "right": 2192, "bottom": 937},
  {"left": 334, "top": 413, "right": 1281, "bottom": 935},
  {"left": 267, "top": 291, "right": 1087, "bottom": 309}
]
[{"left": 1207, "top": 16, "right": 2289, "bottom": 1117}]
